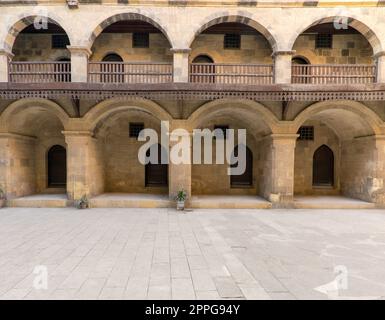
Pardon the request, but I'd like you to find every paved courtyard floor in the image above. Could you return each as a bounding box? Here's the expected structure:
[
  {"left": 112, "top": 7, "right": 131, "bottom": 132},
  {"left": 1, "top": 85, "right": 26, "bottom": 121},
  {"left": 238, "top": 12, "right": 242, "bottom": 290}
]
[{"left": 1, "top": 207, "right": 385, "bottom": 300}]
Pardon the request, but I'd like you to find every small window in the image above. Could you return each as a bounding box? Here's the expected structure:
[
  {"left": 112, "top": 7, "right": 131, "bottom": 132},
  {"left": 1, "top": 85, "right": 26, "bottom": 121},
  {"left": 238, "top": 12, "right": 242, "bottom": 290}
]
[
  {"left": 224, "top": 34, "right": 241, "bottom": 49},
  {"left": 129, "top": 123, "right": 144, "bottom": 138},
  {"left": 316, "top": 34, "right": 333, "bottom": 49},
  {"left": 52, "top": 34, "right": 70, "bottom": 49},
  {"left": 133, "top": 33, "right": 149, "bottom": 48},
  {"left": 214, "top": 125, "right": 229, "bottom": 139},
  {"left": 298, "top": 126, "right": 314, "bottom": 141}
]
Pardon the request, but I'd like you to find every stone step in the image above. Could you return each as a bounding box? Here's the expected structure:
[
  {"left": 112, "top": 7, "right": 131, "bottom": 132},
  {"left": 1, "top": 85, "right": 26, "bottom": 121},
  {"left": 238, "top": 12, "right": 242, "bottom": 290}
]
[
  {"left": 293, "top": 196, "right": 376, "bottom": 209},
  {"left": 8, "top": 194, "right": 70, "bottom": 208},
  {"left": 89, "top": 193, "right": 171, "bottom": 208},
  {"left": 190, "top": 195, "right": 272, "bottom": 209}
]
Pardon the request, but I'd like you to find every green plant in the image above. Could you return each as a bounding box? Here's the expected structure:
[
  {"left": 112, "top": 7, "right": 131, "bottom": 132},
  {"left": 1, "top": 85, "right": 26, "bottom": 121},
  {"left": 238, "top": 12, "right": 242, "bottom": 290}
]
[
  {"left": 77, "top": 194, "right": 89, "bottom": 209},
  {"left": 175, "top": 190, "right": 187, "bottom": 202}
]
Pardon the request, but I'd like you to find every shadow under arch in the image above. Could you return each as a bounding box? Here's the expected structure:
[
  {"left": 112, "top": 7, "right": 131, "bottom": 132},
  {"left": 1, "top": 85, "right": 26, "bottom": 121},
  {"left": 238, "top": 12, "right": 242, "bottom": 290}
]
[
  {"left": 87, "top": 12, "right": 173, "bottom": 49},
  {"left": 289, "top": 16, "right": 382, "bottom": 55},
  {"left": 188, "top": 14, "right": 278, "bottom": 51}
]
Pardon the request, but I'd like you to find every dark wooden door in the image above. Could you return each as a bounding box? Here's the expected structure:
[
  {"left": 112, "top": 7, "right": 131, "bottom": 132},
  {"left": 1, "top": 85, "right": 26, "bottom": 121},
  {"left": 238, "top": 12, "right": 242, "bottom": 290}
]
[
  {"left": 48, "top": 145, "right": 67, "bottom": 187},
  {"left": 230, "top": 145, "right": 253, "bottom": 187},
  {"left": 145, "top": 144, "right": 168, "bottom": 187},
  {"left": 313, "top": 145, "right": 334, "bottom": 186}
]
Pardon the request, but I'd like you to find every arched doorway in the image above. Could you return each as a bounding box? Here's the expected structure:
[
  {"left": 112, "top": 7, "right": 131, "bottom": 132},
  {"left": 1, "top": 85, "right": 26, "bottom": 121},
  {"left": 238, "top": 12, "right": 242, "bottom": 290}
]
[
  {"left": 101, "top": 53, "right": 124, "bottom": 83},
  {"left": 313, "top": 145, "right": 334, "bottom": 187},
  {"left": 191, "top": 55, "right": 215, "bottom": 83},
  {"left": 47, "top": 145, "right": 67, "bottom": 188},
  {"left": 230, "top": 145, "right": 253, "bottom": 187},
  {"left": 145, "top": 144, "right": 168, "bottom": 187},
  {"left": 292, "top": 56, "right": 310, "bottom": 84}
]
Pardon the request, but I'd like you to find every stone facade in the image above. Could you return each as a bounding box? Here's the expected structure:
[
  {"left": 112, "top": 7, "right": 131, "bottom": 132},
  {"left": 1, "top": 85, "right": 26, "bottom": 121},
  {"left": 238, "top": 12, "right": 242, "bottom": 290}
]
[{"left": 1, "top": 2, "right": 385, "bottom": 208}]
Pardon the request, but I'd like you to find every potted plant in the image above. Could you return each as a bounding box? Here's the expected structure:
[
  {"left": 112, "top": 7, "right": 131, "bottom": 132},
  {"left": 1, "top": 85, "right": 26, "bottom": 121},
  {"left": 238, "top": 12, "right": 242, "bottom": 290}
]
[
  {"left": 0, "top": 188, "right": 5, "bottom": 208},
  {"left": 175, "top": 189, "right": 187, "bottom": 211},
  {"left": 77, "top": 194, "right": 89, "bottom": 209}
]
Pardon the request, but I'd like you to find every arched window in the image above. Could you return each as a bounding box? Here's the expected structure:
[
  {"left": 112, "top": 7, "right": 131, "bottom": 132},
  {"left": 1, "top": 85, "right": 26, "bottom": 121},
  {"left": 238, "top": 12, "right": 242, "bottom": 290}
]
[
  {"left": 145, "top": 144, "right": 168, "bottom": 187},
  {"left": 230, "top": 145, "right": 253, "bottom": 187},
  {"left": 102, "top": 53, "right": 124, "bottom": 62},
  {"left": 191, "top": 55, "right": 215, "bottom": 83},
  {"left": 47, "top": 145, "right": 67, "bottom": 187},
  {"left": 313, "top": 145, "right": 334, "bottom": 186},
  {"left": 101, "top": 53, "right": 124, "bottom": 83},
  {"left": 292, "top": 56, "right": 310, "bottom": 84},
  {"left": 192, "top": 55, "right": 214, "bottom": 63}
]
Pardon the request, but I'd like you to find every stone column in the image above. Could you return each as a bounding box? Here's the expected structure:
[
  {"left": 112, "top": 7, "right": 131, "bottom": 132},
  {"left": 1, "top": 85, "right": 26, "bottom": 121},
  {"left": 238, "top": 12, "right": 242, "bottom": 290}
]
[
  {"left": 64, "top": 131, "right": 103, "bottom": 201},
  {"left": 171, "top": 48, "right": 190, "bottom": 83},
  {"left": 374, "top": 51, "right": 385, "bottom": 83},
  {"left": 268, "top": 133, "right": 298, "bottom": 207},
  {"left": 0, "top": 49, "right": 13, "bottom": 82},
  {"left": 371, "top": 135, "right": 385, "bottom": 205},
  {"left": 168, "top": 120, "right": 192, "bottom": 206},
  {"left": 67, "top": 46, "right": 91, "bottom": 82},
  {"left": 272, "top": 50, "right": 295, "bottom": 84},
  {"left": 0, "top": 133, "right": 36, "bottom": 199}
]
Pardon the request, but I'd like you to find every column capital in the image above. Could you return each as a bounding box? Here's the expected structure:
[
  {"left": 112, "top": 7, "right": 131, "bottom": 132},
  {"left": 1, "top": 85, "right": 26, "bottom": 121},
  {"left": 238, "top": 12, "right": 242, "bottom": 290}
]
[
  {"left": 170, "top": 48, "right": 191, "bottom": 54},
  {"left": 0, "top": 132, "right": 36, "bottom": 142},
  {"left": 66, "top": 46, "right": 92, "bottom": 57},
  {"left": 62, "top": 130, "right": 93, "bottom": 138},
  {"left": 0, "top": 49, "right": 14, "bottom": 59},
  {"left": 270, "top": 133, "right": 299, "bottom": 141},
  {"left": 272, "top": 50, "right": 296, "bottom": 58},
  {"left": 373, "top": 51, "right": 385, "bottom": 59}
]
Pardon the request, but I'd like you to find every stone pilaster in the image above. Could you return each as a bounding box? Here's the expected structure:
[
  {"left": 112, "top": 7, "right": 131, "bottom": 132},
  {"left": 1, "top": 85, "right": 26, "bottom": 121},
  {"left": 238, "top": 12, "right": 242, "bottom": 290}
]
[
  {"left": 67, "top": 46, "right": 91, "bottom": 82},
  {"left": 0, "top": 133, "right": 36, "bottom": 199},
  {"left": 64, "top": 130, "right": 103, "bottom": 201},
  {"left": 374, "top": 51, "right": 385, "bottom": 83},
  {"left": 171, "top": 48, "right": 190, "bottom": 83},
  {"left": 267, "top": 133, "right": 298, "bottom": 206},
  {"left": 0, "top": 49, "right": 14, "bottom": 82},
  {"left": 168, "top": 120, "right": 192, "bottom": 206},
  {"left": 272, "top": 50, "right": 295, "bottom": 84}
]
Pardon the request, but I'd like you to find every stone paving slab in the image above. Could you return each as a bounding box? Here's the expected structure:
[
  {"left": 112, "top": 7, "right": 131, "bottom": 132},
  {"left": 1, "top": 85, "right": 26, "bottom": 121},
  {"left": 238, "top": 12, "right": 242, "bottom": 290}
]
[{"left": 0, "top": 207, "right": 385, "bottom": 300}]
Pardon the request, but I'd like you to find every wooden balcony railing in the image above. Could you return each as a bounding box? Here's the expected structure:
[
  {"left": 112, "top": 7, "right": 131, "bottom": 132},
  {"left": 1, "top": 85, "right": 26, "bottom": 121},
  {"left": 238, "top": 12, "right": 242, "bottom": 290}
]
[
  {"left": 88, "top": 62, "right": 173, "bottom": 83},
  {"left": 9, "top": 62, "right": 71, "bottom": 83},
  {"left": 292, "top": 64, "right": 376, "bottom": 84},
  {"left": 189, "top": 63, "right": 274, "bottom": 84}
]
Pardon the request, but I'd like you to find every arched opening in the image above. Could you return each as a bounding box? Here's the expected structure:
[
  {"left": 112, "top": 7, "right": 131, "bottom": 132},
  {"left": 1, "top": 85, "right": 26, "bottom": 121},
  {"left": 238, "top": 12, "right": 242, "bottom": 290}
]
[
  {"left": 92, "top": 107, "right": 169, "bottom": 196},
  {"left": 192, "top": 55, "right": 214, "bottom": 63},
  {"left": 292, "top": 57, "right": 309, "bottom": 65},
  {"left": 230, "top": 145, "right": 253, "bottom": 187},
  {"left": 293, "top": 102, "right": 380, "bottom": 205},
  {"left": 145, "top": 144, "right": 168, "bottom": 187},
  {"left": 189, "top": 20, "right": 274, "bottom": 84},
  {"left": 47, "top": 145, "right": 67, "bottom": 188},
  {"left": 89, "top": 17, "right": 172, "bottom": 84},
  {"left": 189, "top": 101, "right": 274, "bottom": 208},
  {"left": 312, "top": 145, "right": 334, "bottom": 187},
  {"left": 1, "top": 101, "right": 67, "bottom": 199},
  {"left": 103, "top": 53, "right": 124, "bottom": 62},
  {"left": 101, "top": 53, "right": 124, "bottom": 83},
  {"left": 10, "top": 21, "right": 71, "bottom": 83},
  {"left": 191, "top": 55, "right": 215, "bottom": 83},
  {"left": 291, "top": 20, "right": 376, "bottom": 84}
]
